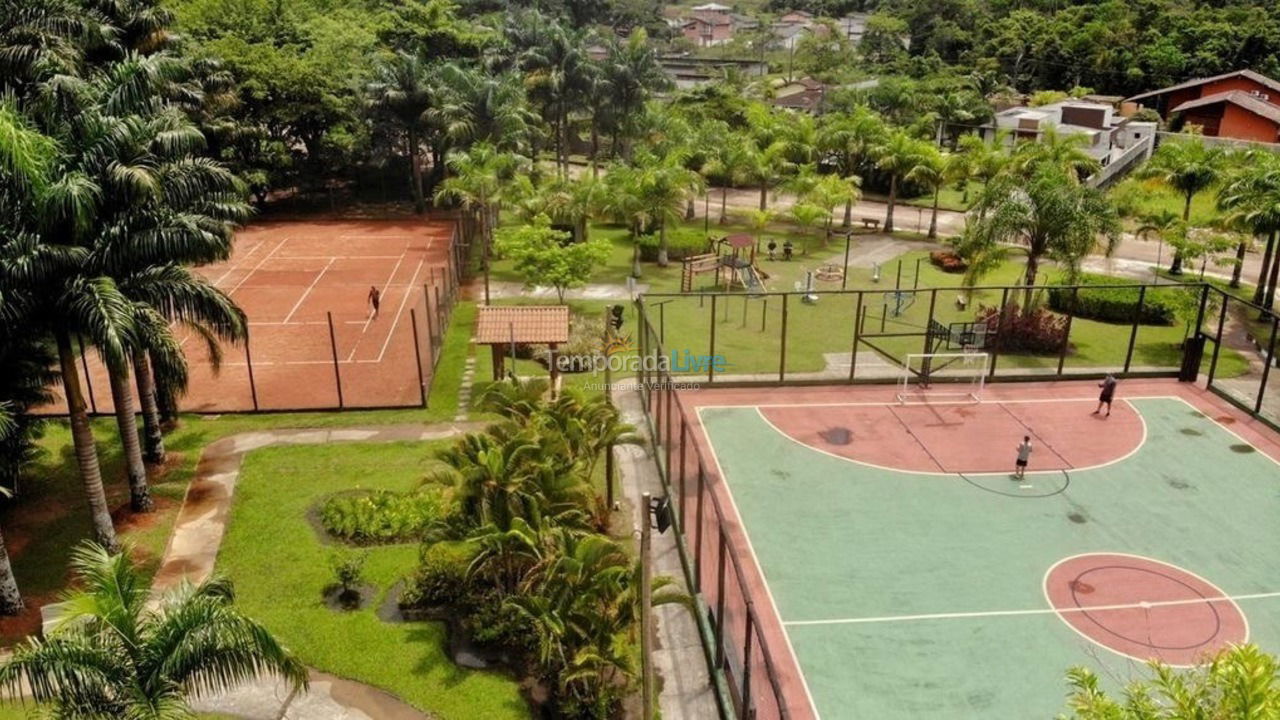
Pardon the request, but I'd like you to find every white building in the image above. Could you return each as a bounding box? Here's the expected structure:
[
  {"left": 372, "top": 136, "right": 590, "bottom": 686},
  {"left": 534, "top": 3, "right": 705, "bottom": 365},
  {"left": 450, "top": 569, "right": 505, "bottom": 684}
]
[{"left": 982, "top": 100, "right": 1157, "bottom": 168}]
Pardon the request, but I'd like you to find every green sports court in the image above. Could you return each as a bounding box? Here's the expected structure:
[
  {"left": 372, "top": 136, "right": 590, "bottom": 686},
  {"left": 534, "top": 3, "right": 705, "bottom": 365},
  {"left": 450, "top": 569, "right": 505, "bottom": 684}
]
[{"left": 673, "top": 379, "right": 1280, "bottom": 719}]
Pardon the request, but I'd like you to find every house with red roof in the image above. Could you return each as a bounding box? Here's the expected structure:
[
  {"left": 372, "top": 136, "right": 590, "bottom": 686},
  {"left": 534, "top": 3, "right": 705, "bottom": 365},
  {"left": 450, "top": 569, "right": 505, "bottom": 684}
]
[{"left": 1126, "top": 70, "right": 1280, "bottom": 143}]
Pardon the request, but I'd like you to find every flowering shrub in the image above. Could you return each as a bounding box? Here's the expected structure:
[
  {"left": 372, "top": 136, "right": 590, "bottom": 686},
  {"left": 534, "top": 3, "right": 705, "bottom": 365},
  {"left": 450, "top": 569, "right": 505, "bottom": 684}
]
[
  {"left": 976, "top": 303, "right": 1069, "bottom": 355},
  {"left": 930, "top": 250, "right": 968, "bottom": 273}
]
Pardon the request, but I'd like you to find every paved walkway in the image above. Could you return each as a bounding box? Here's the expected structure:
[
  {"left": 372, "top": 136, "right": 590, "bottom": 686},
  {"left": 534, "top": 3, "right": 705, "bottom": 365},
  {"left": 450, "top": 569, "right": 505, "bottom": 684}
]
[
  {"left": 614, "top": 391, "right": 720, "bottom": 720},
  {"left": 155, "top": 422, "right": 484, "bottom": 720}
]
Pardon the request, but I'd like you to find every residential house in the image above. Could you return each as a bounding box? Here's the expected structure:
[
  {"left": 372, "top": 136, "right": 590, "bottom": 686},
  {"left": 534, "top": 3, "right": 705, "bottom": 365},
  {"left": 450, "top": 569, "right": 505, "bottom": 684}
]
[
  {"left": 677, "top": 3, "right": 758, "bottom": 47},
  {"left": 981, "top": 100, "right": 1157, "bottom": 174},
  {"left": 836, "top": 13, "right": 870, "bottom": 43},
  {"left": 658, "top": 55, "right": 769, "bottom": 89},
  {"left": 772, "top": 77, "right": 828, "bottom": 113},
  {"left": 1126, "top": 70, "right": 1280, "bottom": 143}
]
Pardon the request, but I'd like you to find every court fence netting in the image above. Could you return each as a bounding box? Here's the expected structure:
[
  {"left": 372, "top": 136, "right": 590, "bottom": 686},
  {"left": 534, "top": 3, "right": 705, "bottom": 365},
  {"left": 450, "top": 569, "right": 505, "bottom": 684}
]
[
  {"left": 43, "top": 223, "right": 470, "bottom": 416},
  {"left": 632, "top": 279, "right": 1280, "bottom": 719}
]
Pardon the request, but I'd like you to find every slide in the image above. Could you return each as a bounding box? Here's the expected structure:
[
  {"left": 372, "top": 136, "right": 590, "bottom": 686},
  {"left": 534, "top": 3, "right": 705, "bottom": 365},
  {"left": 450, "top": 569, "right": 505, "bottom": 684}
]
[{"left": 738, "top": 265, "right": 765, "bottom": 296}]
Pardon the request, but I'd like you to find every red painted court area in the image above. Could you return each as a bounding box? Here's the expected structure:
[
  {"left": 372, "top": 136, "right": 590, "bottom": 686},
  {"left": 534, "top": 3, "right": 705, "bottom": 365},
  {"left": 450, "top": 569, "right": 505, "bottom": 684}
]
[
  {"left": 759, "top": 398, "right": 1143, "bottom": 474},
  {"left": 1044, "top": 553, "right": 1248, "bottom": 667},
  {"left": 66, "top": 218, "right": 456, "bottom": 413}
]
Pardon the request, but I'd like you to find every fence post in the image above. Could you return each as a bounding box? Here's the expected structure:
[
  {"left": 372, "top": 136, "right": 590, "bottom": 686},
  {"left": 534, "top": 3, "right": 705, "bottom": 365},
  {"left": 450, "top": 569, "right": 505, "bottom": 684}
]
[
  {"left": 637, "top": 301, "right": 648, "bottom": 389},
  {"left": 78, "top": 337, "right": 98, "bottom": 415},
  {"left": 761, "top": 297, "right": 767, "bottom": 332},
  {"left": 742, "top": 606, "right": 755, "bottom": 717},
  {"left": 679, "top": 423, "right": 689, "bottom": 532},
  {"left": 1206, "top": 293, "right": 1230, "bottom": 386},
  {"left": 849, "top": 292, "right": 863, "bottom": 383},
  {"left": 694, "top": 468, "right": 705, "bottom": 593},
  {"left": 708, "top": 295, "right": 717, "bottom": 383},
  {"left": 1057, "top": 287, "right": 1077, "bottom": 376},
  {"left": 244, "top": 333, "right": 259, "bottom": 411},
  {"left": 1123, "top": 285, "right": 1146, "bottom": 374},
  {"left": 664, "top": 385, "right": 673, "bottom": 475},
  {"left": 988, "top": 288, "right": 1010, "bottom": 378},
  {"left": 433, "top": 285, "right": 444, "bottom": 345},
  {"left": 914, "top": 257, "right": 923, "bottom": 289},
  {"left": 714, "top": 528, "right": 728, "bottom": 669},
  {"left": 779, "top": 294, "right": 789, "bottom": 382},
  {"left": 1255, "top": 316, "right": 1279, "bottom": 414},
  {"left": 410, "top": 308, "right": 427, "bottom": 407},
  {"left": 1193, "top": 284, "right": 1210, "bottom": 336},
  {"left": 921, "top": 289, "right": 938, "bottom": 355},
  {"left": 327, "top": 311, "right": 344, "bottom": 409}
]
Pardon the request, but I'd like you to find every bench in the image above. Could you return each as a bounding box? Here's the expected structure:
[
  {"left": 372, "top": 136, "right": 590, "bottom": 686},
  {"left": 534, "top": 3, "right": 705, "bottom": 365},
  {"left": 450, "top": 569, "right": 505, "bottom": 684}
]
[{"left": 859, "top": 217, "right": 881, "bottom": 230}]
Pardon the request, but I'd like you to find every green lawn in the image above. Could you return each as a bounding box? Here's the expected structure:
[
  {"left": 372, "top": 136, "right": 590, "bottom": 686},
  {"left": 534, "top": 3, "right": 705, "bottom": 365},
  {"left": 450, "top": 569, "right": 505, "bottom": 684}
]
[
  {"left": 2, "top": 296, "right": 480, "bottom": 647},
  {"left": 646, "top": 249, "right": 1250, "bottom": 379},
  {"left": 219, "top": 441, "right": 528, "bottom": 720},
  {"left": 1111, "top": 178, "right": 1223, "bottom": 228}
]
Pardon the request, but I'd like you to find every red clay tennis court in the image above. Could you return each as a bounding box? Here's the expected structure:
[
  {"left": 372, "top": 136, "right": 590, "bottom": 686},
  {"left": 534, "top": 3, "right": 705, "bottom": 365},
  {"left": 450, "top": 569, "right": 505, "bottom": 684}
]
[
  {"left": 65, "top": 218, "right": 458, "bottom": 413},
  {"left": 644, "top": 378, "right": 1280, "bottom": 719}
]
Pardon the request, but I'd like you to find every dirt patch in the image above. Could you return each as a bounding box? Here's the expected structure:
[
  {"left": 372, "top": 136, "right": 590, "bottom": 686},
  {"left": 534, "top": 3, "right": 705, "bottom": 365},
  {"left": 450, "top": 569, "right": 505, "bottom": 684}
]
[
  {"left": 112, "top": 495, "right": 177, "bottom": 532},
  {"left": 0, "top": 591, "right": 58, "bottom": 646},
  {"left": 378, "top": 581, "right": 408, "bottom": 623}
]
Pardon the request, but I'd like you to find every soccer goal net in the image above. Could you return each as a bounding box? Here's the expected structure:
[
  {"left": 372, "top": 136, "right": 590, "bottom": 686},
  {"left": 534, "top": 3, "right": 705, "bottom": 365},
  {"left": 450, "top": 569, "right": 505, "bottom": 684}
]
[{"left": 896, "top": 352, "right": 989, "bottom": 404}]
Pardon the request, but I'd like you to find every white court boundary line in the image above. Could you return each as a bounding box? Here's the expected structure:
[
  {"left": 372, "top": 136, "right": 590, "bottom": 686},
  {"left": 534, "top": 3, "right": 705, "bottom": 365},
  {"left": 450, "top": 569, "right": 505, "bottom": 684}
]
[
  {"left": 281, "top": 257, "right": 334, "bottom": 324},
  {"left": 744, "top": 397, "right": 1148, "bottom": 478},
  {"left": 695, "top": 406, "right": 824, "bottom": 720}
]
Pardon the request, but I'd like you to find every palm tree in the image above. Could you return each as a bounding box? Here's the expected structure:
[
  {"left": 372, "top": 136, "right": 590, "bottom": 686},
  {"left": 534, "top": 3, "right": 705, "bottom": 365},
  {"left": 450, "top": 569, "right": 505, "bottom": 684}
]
[
  {"left": 1135, "top": 210, "right": 1184, "bottom": 281},
  {"left": 598, "top": 163, "right": 648, "bottom": 277},
  {"left": 744, "top": 141, "right": 790, "bottom": 212},
  {"left": 1010, "top": 126, "right": 1100, "bottom": 184},
  {"left": 904, "top": 146, "right": 953, "bottom": 239},
  {"left": 1218, "top": 156, "right": 1280, "bottom": 314},
  {"left": 951, "top": 220, "right": 1009, "bottom": 305},
  {"left": 1061, "top": 644, "right": 1280, "bottom": 719},
  {"left": 706, "top": 134, "right": 752, "bottom": 224},
  {"left": 368, "top": 52, "right": 435, "bottom": 213},
  {"left": 0, "top": 542, "right": 308, "bottom": 715},
  {"left": 806, "top": 173, "right": 860, "bottom": 245},
  {"left": 636, "top": 155, "right": 703, "bottom": 267},
  {"left": 818, "top": 107, "right": 886, "bottom": 227},
  {"left": 1140, "top": 137, "right": 1225, "bottom": 274},
  {"left": 519, "top": 24, "right": 591, "bottom": 176},
  {"left": 975, "top": 162, "right": 1121, "bottom": 307},
  {"left": 601, "top": 29, "right": 669, "bottom": 160},
  {"left": 789, "top": 203, "right": 827, "bottom": 254},
  {"left": 434, "top": 143, "right": 527, "bottom": 303},
  {"left": 874, "top": 131, "right": 926, "bottom": 234},
  {"left": 431, "top": 64, "right": 535, "bottom": 154}
]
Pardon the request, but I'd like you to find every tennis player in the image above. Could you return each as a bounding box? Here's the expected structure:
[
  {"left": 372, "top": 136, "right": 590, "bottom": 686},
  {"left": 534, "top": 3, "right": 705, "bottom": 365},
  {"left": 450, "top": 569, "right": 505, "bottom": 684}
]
[
  {"left": 1014, "top": 436, "right": 1033, "bottom": 479},
  {"left": 367, "top": 285, "right": 381, "bottom": 319}
]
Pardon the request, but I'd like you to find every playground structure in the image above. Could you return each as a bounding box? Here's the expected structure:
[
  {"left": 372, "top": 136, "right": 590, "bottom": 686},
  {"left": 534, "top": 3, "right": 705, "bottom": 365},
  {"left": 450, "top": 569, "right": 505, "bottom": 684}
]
[{"left": 681, "top": 234, "right": 768, "bottom": 294}]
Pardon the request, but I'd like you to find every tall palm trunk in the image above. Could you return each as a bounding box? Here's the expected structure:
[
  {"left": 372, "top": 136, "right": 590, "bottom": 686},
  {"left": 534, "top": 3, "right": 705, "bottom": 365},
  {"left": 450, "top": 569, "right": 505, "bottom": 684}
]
[
  {"left": 657, "top": 221, "right": 670, "bottom": 268},
  {"left": 1230, "top": 240, "right": 1248, "bottom": 288},
  {"left": 843, "top": 198, "right": 853, "bottom": 228},
  {"left": 55, "top": 332, "right": 118, "bottom": 551},
  {"left": 133, "top": 349, "right": 165, "bottom": 464},
  {"left": 590, "top": 122, "right": 600, "bottom": 179},
  {"left": 928, "top": 189, "right": 940, "bottom": 239},
  {"left": 1263, "top": 238, "right": 1280, "bottom": 320},
  {"left": 408, "top": 127, "right": 425, "bottom": 214},
  {"left": 685, "top": 197, "right": 696, "bottom": 221},
  {"left": 759, "top": 183, "right": 767, "bottom": 211},
  {"left": 1170, "top": 193, "right": 1193, "bottom": 275},
  {"left": 720, "top": 187, "right": 729, "bottom": 224},
  {"left": 884, "top": 175, "right": 898, "bottom": 233},
  {"left": 0, "top": 525, "right": 23, "bottom": 615},
  {"left": 1023, "top": 251, "right": 1041, "bottom": 311},
  {"left": 107, "top": 358, "right": 152, "bottom": 513},
  {"left": 1255, "top": 231, "right": 1276, "bottom": 307}
]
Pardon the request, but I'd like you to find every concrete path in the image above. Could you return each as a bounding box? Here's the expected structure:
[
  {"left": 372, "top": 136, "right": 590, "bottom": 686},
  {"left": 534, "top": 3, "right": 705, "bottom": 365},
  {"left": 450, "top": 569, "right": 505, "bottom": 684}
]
[
  {"left": 486, "top": 281, "right": 646, "bottom": 300},
  {"left": 614, "top": 391, "right": 720, "bottom": 720},
  {"left": 153, "top": 422, "right": 484, "bottom": 720}
]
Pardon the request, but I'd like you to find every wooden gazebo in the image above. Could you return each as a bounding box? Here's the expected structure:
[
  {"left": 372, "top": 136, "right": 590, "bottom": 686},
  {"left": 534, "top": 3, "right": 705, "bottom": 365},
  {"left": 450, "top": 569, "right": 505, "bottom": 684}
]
[{"left": 474, "top": 305, "right": 571, "bottom": 384}]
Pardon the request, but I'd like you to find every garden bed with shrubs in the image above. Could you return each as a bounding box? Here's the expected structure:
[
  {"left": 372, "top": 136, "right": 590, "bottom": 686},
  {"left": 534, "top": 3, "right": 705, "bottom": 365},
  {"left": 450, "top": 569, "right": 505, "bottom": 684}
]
[
  {"left": 1046, "top": 274, "right": 1178, "bottom": 325},
  {"left": 318, "top": 488, "right": 444, "bottom": 545},
  {"left": 929, "top": 250, "right": 968, "bottom": 273}
]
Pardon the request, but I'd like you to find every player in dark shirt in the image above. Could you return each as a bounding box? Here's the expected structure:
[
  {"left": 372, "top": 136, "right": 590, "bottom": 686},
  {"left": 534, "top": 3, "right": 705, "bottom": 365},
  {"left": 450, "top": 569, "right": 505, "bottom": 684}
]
[
  {"left": 368, "top": 285, "right": 381, "bottom": 319},
  {"left": 1093, "top": 374, "right": 1117, "bottom": 416}
]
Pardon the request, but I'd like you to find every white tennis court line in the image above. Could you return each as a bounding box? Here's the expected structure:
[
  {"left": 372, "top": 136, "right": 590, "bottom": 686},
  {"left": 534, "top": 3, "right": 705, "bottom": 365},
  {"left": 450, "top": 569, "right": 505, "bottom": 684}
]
[
  {"left": 353, "top": 249, "right": 408, "bottom": 351},
  {"left": 179, "top": 235, "right": 289, "bottom": 350},
  {"left": 695, "top": 406, "right": 825, "bottom": 720},
  {"left": 783, "top": 591, "right": 1280, "bottom": 627},
  {"left": 373, "top": 258, "right": 425, "bottom": 363},
  {"left": 281, "top": 257, "right": 334, "bottom": 324},
  {"left": 208, "top": 236, "right": 267, "bottom": 286}
]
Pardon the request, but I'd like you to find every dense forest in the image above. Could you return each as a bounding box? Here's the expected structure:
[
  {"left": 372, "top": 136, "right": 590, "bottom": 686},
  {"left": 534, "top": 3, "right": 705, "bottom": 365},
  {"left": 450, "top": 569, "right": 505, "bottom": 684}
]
[{"left": 769, "top": 0, "right": 1280, "bottom": 95}]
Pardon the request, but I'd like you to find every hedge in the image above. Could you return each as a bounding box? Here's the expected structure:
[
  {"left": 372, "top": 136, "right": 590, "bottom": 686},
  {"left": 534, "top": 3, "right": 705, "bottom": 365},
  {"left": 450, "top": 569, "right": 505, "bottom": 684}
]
[
  {"left": 1046, "top": 274, "right": 1177, "bottom": 325},
  {"left": 637, "top": 226, "right": 712, "bottom": 261}
]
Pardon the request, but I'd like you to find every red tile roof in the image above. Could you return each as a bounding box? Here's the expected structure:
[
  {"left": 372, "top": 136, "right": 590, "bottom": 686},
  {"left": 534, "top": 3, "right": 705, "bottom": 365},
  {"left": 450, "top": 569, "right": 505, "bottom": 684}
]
[
  {"left": 475, "top": 306, "right": 570, "bottom": 345},
  {"left": 1127, "top": 69, "right": 1280, "bottom": 103},
  {"left": 1170, "top": 90, "right": 1280, "bottom": 126}
]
